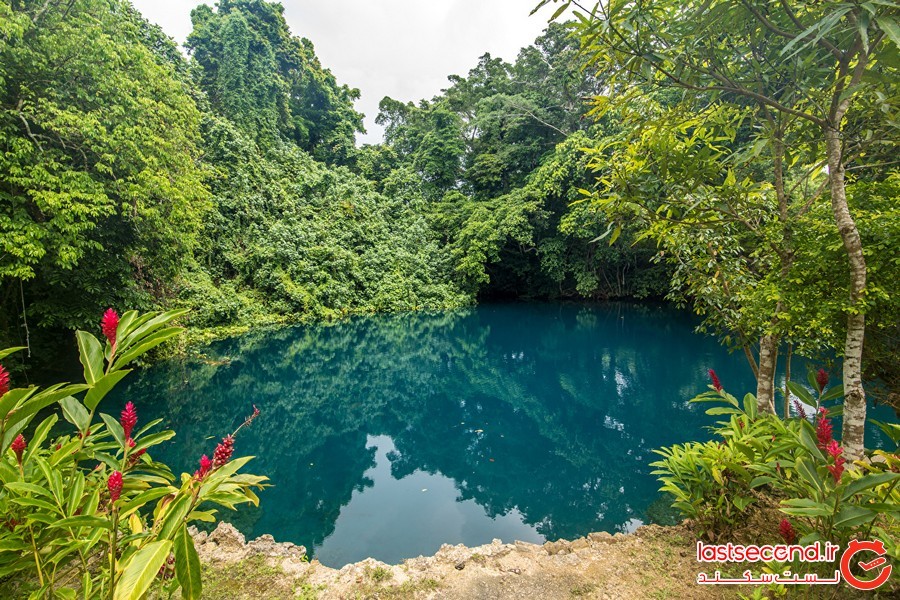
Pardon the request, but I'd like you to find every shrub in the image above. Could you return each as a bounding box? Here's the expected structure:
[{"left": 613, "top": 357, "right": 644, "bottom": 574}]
[
  {"left": 651, "top": 372, "right": 900, "bottom": 550},
  {"left": 0, "top": 309, "right": 267, "bottom": 599}
]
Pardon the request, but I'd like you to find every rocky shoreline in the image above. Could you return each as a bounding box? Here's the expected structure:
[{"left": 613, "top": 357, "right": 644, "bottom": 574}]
[{"left": 189, "top": 522, "right": 731, "bottom": 599}]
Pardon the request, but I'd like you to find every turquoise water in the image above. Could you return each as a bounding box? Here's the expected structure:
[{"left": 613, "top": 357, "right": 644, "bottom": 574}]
[{"left": 114, "top": 303, "right": 896, "bottom": 567}]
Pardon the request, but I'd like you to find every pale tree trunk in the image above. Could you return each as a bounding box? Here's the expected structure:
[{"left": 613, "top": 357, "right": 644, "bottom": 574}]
[
  {"left": 783, "top": 344, "right": 792, "bottom": 418},
  {"left": 825, "top": 126, "right": 867, "bottom": 460},
  {"left": 756, "top": 334, "right": 778, "bottom": 414}
]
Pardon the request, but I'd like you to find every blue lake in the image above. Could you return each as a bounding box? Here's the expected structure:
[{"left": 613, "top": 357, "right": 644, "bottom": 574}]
[{"left": 114, "top": 303, "right": 897, "bottom": 566}]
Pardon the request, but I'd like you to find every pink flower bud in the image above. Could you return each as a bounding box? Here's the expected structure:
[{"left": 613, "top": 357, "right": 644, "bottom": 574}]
[
  {"left": 120, "top": 402, "right": 137, "bottom": 440},
  {"left": 778, "top": 519, "right": 796, "bottom": 544},
  {"left": 0, "top": 364, "right": 9, "bottom": 397},
  {"left": 816, "top": 369, "right": 828, "bottom": 392},
  {"left": 194, "top": 454, "right": 212, "bottom": 480},
  {"left": 101, "top": 309, "right": 120, "bottom": 346},
  {"left": 11, "top": 434, "right": 26, "bottom": 465},
  {"left": 107, "top": 471, "right": 123, "bottom": 502},
  {"left": 708, "top": 369, "right": 722, "bottom": 392},
  {"left": 212, "top": 435, "right": 234, "bottom": 468}
]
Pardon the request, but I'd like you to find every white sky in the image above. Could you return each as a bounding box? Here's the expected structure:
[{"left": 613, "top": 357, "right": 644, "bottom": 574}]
[{"left": 130, "top": 1, "right": 563, "bottom": 144}]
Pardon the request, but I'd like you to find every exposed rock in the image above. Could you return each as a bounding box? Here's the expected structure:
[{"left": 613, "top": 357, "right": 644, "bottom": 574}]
[
  {"left": 189, "top": 523, "right": 741, "bottom": 599},
  {"left": 191, "top": 522, "right": 306, "bottom": 564},
  {"left": 543, "top": 540, "right": 572, "bottom": 555}
]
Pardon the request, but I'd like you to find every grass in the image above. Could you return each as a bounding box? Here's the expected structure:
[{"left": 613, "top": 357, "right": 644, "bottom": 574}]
[
  {"left": 195, "top": 555, "right": 301, "bottom": 600},
  {"left": 570, "top": 582, "right": 598, "bottom": 597},
  {"left": 353, "top": 577, "right": 441, "bottom": 599}
]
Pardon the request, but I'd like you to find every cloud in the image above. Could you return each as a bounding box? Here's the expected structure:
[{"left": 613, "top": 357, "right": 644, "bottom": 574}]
[{"left": 129, "top": 0, "right": 561, "bottom": 144}]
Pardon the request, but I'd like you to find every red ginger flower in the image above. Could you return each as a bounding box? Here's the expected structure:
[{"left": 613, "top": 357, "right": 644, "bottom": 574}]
[
  {"left": 101, "top": 308, "right": 119, "bottom": 346},
  {"left": 708, "top": 369, "right": 723, "bottom": 392},
  {"left": 779, "top": 519, "right": 796, "bottom": 544},
  {"left": 827, "top": 457, "right": 846, "bottom": 483},
  {"left": 816, "top": 408, "right": 833, "bottom": 448},
  {"left": 194, "top": 454, "right": 212, "bottom": 480},
  {"left": 826, "top": 439, "right": 843, "bottom": 460},
  {"left": 0, "top": 364, "right": 9, "bottom": 397},
  {"left": 120, "top": 402, "right": 137, "bottom": 440},
  {"left": 11, "top": 434, "right": 26, "bottom": 464},
  {"left": 816, "top": 369, "right": 829, "bottom": 393},
  {"left": 107, "top": 471, "right": 123, "bottom": 502},
  {"left": 792, "top": 399, "right": 808, "bottom": 420},
  {"left": 212, "top": 435, "right": 234, "bottom": 468}
]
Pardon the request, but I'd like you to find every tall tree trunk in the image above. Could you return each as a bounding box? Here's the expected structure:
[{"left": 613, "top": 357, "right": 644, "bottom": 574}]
[
  {"left": 825, "top": 126, "right": 867, "bottom": 460},
  {"left": 757, "top": 334, "right": 778, "bottom": 414},
  {"left": 784, "top": 344, "right": 792, "bottom": 418}
]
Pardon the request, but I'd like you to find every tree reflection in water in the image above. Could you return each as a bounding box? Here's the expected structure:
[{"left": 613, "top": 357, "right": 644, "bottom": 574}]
[{"left": 116, "top": 303, "right": 894, "bottom": 566}]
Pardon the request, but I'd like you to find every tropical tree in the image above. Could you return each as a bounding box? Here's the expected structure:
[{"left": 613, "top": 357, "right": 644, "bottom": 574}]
[{"left": 544, "top": 0, "right": 900, "bottom": 458}]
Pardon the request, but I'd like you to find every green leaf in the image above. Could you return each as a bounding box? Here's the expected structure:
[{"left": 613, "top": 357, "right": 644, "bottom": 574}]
[
  {"left": 733, "top": 496, "right": 755, "bottom": 511},
  {"left": 60, "top": 396, "right": 91, "bottom": 432},
  {"left": 100, "top": 413, "right": 125, "bottom": 447},
  {"left": 871, "top": 420, "right": 900, "bottom": 445},
  {"left": 820, "top": 384, "right": 844, "bottom": 403},
  {"left": 132, "top": 430, "right": 175, "bottom": 454},
  {"left": 749, "top": 476, "right": 776, "bottom": 489},
  {"left": 113, "top": 540, "right": 173, "bottom": 600},
  {"left": 174, "top": 525, "right": 202, "bottom": 600},
  {"left": 113, "top": 327, "right": 182, "bottom": 371},
  {"left": 84, "top": 370, "right": 132, "bottom": 411},
  {"left": 49, "top": 515, "right": 112, "bottom": 530},
  {"left": 24, "top": 414, "right": 58, "bottom": 465},
  {"left": 0, "top": 387, "right": 38, "bottom": 420},
  {"left": 833, "top": 505, "right": 877, "bottom": 529},
  {"left": 841, "top": 472, "right": 900, "bottom": 501},
  {"left": 118, "top": 486, "right": 179, "bottom": 518},
  {"left": 787, "top": 382, "right": 815, "bottom": 407},
  {"left": 795, "top": 456, "right": 825, "bottom": 498},
  {"left": 0, "top": 347, "right": 26, "bottom": 361},
  {"left": 797, "top": 424, "right": 825, "bottom": 462},
  {"left": 156, "top": 496, "right": 192, "bottom": 541},
  {"left": 76, "top": 331, "right": 105, "bottom": 385},
  {"left": 876, "top": 16, "right": 900, "bottom": 50},
  {"left": 742, "top": 393, "right": 757, "bottom": 420},
  {"left": 5, "top": 482, "right": 53, "bottom": 498}
]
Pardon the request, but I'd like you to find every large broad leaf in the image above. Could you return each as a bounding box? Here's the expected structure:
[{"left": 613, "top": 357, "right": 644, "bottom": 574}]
[
  {"left": 820, "top": 384, "right": 844, "bottom": 403},
  {"left": 2, "top": 384, "right": 88, "bottom": 452},
  {"left": 76, "top": 331, "right": 105, "bottom": 385},
  {"left": 174, "top": 525, "right": 202, "bottom": 600},
  {"left": 60, "top": 397, "right": 90, "bottom": 432},
  {"left": 877, "top": 16, "right": 900, "bottom": 50},
  {"left": 794, "top": 457, "right": 825, "bottom": 499},
  {"left": 0, "top": 387, "right": 38, "bottom": 420},
  {"left": 797, "top": 423, "right": 825, "bottom": 462},
  {"left": 0, "top": 347, "right": 26, "bottom": 361},
  {"left": 155, "top": 495, "right": 192, "bottom": 541},
  {"left": 833, "top": 505, "right": 877, "bottom": 529},
  {"left": 113, "top": 540, "right": 173, "bottom": 600},
  {"left": 100, "top": 413, "right": 126, "bottom": 447},
  {"left": 786, "top": 381, "right": 815, "bottom": 407},
  {"left": 841, "top": 472, "right": 900, "bottom": 501},
  {"left": 83, "top": 370, "right": 132, "bottom": 411},
  {"left": 112, "top": 327, "right": 182, "bottom": 371}
]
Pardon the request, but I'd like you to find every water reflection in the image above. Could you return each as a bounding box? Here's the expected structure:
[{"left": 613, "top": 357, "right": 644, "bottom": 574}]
[{"left": 116, "top": 302, "right": 896, "bottom": 566}]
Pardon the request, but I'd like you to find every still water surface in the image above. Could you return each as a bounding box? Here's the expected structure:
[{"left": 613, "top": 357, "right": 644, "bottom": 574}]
[{"left": 115, "top": 303, "right": 895, "bottom": 566}]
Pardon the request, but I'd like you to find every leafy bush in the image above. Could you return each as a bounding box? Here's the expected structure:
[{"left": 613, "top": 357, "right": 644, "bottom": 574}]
[
  {"left": 652, "top": 373, "right": 900, "bottom": 549},
  {"left": 0, "top": 309, "right": 266, "bottom": 599}
]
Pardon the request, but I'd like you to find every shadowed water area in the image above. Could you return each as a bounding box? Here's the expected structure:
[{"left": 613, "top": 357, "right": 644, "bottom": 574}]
[{"left": 114, "top": 303, "right": 896, "bottom": 567}]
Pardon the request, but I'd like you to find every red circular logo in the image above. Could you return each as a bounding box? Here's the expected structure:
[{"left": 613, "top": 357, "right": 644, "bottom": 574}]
[{"left": 840, "top": 540, "right": 893, "bottom": 591}]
